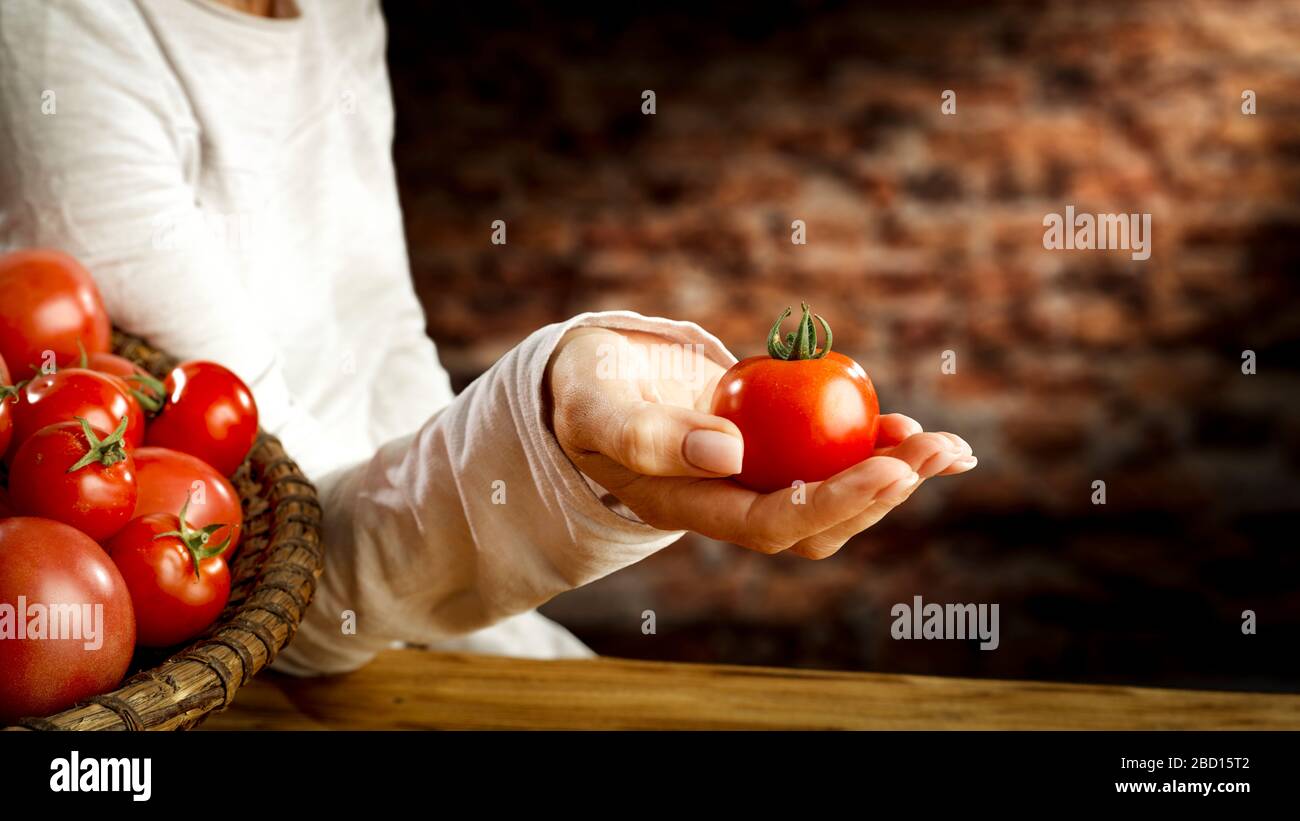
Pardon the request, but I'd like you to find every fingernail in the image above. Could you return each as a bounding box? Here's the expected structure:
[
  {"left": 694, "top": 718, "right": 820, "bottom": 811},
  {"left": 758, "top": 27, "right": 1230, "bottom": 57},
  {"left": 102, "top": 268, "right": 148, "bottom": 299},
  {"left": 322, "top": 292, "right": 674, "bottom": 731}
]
[
  {"left": 953, "top": 455, "right": 978, "bottom": 470},
  {"left": 877, "top": 471, "right": 920, "bottom": 501},
  {"left": 684, "top": 429, "right": 743, "bottom": 474}
]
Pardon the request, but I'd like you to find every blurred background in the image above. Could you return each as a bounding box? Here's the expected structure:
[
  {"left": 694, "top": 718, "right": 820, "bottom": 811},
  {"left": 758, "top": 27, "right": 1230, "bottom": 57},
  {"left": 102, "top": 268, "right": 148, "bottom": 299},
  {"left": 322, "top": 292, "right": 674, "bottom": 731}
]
[{"left": 384, "top": 0, "right": 1300, "bottom": 692}]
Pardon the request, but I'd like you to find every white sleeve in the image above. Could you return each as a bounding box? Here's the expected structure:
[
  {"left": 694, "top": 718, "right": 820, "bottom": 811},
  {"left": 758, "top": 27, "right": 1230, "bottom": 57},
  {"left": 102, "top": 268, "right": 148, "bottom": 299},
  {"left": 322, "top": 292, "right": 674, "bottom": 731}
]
[{"left": 274, "top": 311, "right": 737, "bottom": 675}]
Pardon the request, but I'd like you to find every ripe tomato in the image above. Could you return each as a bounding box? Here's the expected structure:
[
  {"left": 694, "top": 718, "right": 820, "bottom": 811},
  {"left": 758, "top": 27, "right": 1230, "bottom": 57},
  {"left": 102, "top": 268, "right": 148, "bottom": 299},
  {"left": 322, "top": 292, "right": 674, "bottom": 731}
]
[
  {"left": 0, "top": 249, "right": 111, "bottom": 374},
  {"left": 132, "top": 447, "right": 243, "bottom": 557},
  {"left": 710, "top": 304, "right": 880, "bottom": 493},
  {"left": 0, "top": 487, "right": 12, "bottom": 519},
  {"left": 8, "top": 418, "right": 138, "bottom": 543},
  {"left": 5, "top": 368, "right": 144, "bottom": 464},
  {"left": 84, "top": 351, "right": 165, "bottom": 420},
  {"left": 84, "top": 351, "right": 148, "bottom": 382},
  {"left": 106, "top": 503, "right": 232, "bottom": 648},
  {"left": 0, "top": 517, "right": 136, "bottom": 724},
  {"left": 146, "top": 361, "right": 258, "bottom": 477},
  {"left": 0, "top": 352, "right": 14, "bottom": 458}
]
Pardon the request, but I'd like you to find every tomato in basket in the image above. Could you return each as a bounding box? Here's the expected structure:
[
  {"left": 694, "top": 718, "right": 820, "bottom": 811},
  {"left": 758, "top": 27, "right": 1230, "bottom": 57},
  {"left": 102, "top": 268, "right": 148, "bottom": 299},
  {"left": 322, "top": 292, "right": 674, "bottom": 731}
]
[
  {"left": 0, "top": 249, "right": 111, "bottom": 374},
  {"left": 146, "top": 361, "right": 258, "bottom": 477},
  {"left": 132, "top": 447, "right": 243, "bottom": 556},
  {"left": 107, "top": 495, "right": 233, "bottom": 648},
  {"left": 84, "top": 350, "right": 166, "bottom": 420},
  {"left": 8, "top": 418, "right": 138, "bottom": 543},
  {"left": 5, "top": 368, "right": 144, "bottom": 464},
  {"left": 0, "top": 517, "right": 136, "bottom": 724}
]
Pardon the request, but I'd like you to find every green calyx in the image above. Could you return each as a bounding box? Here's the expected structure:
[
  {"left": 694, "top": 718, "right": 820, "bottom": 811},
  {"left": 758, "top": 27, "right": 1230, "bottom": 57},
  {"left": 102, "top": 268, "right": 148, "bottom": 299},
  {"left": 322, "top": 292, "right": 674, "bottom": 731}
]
[
  {"left": 766, "top": 302, "right": 834, "bottom": 360},
  {"left": 153, "top": 493, "right": 233, "bottom": 580},
  {"left": 3, "top": 369, "right": 30, "bottom": 398},
  {"left": 76, "top": 339, "right": 166, "bottom": 414},
  {"left": 67, "top": 415, "right": 131, "bottom": 472},
  {"left": 125, "top": 372, "right": 167, "bottom": 414}
]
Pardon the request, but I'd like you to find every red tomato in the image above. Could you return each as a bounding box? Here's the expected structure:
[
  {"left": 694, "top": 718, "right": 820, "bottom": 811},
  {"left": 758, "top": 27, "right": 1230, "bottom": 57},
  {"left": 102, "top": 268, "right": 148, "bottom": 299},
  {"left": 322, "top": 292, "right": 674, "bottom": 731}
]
[
  {"left": 85, "top": 352, "right": 148, "bottom": 382},
  {"left": 8, "top": 418, "right": 138, "bottom": 543},
  {"left": 146, "top": 361, "right": 258, "bottom": 477},
  {"left": 0, "top": 249, "right": 111, "bottom": 374},
  {"left": 0, "top": 487, "right": 12, "bottom": 519},
  {"left": 0, "top": 517, "right": 136, "bottom": 724},
  {"left": 85, "top": 351, "right": 165, "bottom": 420},
  {"left": 5, "top": 368, "right": 144, "bottom": 464},
  {"left": 106, "top": 508, "right": 232, "bottom": 648},
  {"left": 0, "top": 352, "right": 14, "bottom": 458},
  {"left": 132, "top": 447, "right": 243, "bottom": 557},
  {"left": 710, "top": 304, "right": 880, "bottom": 493}
]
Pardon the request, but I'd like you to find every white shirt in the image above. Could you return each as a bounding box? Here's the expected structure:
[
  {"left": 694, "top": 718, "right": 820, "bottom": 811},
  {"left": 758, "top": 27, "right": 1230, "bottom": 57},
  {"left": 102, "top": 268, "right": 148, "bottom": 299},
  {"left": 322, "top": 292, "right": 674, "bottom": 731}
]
[{"left": 0, "top": 0, "right": 736, "bottom": 673}]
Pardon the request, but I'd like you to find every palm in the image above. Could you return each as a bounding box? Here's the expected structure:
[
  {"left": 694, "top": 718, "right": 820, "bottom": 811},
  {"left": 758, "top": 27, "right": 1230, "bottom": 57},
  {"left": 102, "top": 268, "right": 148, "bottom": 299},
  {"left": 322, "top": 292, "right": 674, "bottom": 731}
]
[{"left": 549, "top": 326, "right": 976, "bottom": 559}]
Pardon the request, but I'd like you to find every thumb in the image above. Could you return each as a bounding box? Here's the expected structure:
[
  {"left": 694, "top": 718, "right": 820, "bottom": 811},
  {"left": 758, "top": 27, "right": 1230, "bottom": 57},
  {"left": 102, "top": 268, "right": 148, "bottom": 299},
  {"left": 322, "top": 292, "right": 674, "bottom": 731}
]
[{"left": 594, "top": 401, "right": 745, "bottom": 478}]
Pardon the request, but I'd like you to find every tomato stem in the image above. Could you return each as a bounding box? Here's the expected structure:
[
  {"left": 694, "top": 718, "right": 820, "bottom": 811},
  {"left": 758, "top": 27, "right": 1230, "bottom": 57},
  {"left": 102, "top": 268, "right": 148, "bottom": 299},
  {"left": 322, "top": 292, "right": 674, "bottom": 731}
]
[
  {"left": 126, "top": 372, "right": 167, "bottom": 414},
  {"left": 153, "top": 493, "right": 232, "bottom": 580},
  {"left": 154, "top": 493, "right": 233, "bottom": 576},
  {"left": 66, "top": 415, "right": 130, "bottom": 472},
  {"left": 766, "top": 302, "right": 833, "bottom": 360}
]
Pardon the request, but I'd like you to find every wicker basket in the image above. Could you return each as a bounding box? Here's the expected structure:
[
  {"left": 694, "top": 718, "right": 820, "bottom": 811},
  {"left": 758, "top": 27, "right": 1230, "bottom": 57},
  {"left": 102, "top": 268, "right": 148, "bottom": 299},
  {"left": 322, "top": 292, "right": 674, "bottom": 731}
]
[{"left": 4, "top": 330, "right": 324, "bottom": 731}]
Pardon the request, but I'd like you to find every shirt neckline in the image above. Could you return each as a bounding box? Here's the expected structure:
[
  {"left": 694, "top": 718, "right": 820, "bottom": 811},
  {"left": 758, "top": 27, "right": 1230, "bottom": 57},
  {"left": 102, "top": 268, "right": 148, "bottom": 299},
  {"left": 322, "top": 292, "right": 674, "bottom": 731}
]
[{"left": 183, "top": 0, "right": 306, "bottom": 31}]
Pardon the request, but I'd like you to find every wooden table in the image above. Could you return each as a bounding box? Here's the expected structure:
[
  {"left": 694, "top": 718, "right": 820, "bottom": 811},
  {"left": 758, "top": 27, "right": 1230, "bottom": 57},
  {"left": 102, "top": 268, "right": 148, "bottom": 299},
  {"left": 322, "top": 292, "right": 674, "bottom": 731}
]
[{"left": 202, "top": 650, "right": 1300, "bottom": 730}]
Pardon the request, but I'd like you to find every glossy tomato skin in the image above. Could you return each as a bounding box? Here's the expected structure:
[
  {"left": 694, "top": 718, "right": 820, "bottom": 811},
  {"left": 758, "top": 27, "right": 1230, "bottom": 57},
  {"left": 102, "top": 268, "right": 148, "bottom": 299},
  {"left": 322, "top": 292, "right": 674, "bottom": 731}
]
[
  {"left": 0, "top": 249, "right": 111, "bottom": 374},
  {"left": 107, "top": 514, "right": 231, "bottom": 648},
  {"left": 5, "top": 368, "right": 144, "bottom": 464},
  {"left": 85, "top": 352, "right": 149, "bottom": 382},
  {"left": 0, "top": 353, "right": 13, "bottom": 457},
  {"left": 132, "top": 447, "right": 243, "bottom": 557},
  {"left": 710, "top": 351, "right": 880, "bottom": 494},
  {"left": 0, "top": 517, "right": 136, "bottom": 724},
  {"left": 9, "top": 421, "right": 138, "bottom": 543},
  {"left": 146, "top": 362, "right": 258, "bottom": 477}
]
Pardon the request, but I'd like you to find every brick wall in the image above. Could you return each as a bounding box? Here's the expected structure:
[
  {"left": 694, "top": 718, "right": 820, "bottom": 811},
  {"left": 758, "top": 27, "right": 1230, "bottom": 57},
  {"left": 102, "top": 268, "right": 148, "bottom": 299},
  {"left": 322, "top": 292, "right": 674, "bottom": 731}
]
[{"left": 386, "top": 0, "right": 1300, "bottom": 690}]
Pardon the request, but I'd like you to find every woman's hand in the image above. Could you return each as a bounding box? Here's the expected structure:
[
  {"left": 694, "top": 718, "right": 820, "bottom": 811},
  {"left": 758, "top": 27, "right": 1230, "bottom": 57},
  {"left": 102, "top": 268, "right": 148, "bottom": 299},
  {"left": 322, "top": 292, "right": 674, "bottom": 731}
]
[{"left": 546, "top": 326, "right": 976, "bottom": 559}]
